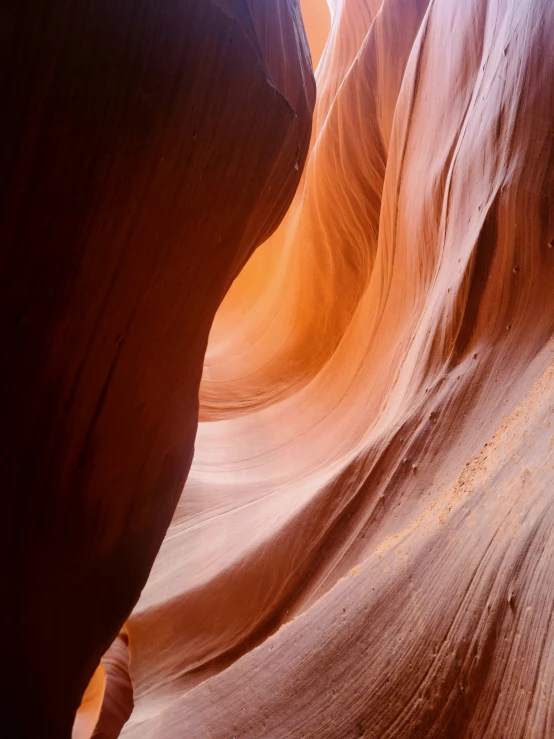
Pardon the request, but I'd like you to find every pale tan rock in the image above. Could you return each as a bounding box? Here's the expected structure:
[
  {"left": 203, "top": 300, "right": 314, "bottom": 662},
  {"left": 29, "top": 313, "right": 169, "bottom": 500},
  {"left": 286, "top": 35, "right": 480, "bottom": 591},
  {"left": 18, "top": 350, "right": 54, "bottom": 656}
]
[{"left": 123, "top": 0, "right": 554, "bottom": 736}]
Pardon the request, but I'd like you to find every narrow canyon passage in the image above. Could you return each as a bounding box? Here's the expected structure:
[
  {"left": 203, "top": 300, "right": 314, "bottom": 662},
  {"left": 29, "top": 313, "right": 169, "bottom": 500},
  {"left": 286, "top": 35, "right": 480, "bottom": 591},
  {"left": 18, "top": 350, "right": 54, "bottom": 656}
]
[
  {"left": 120, "top": 1, "right": 554, "bottom": 737},
  {"left": 2, "top": 1, "right": 554, "bottom": 738}
]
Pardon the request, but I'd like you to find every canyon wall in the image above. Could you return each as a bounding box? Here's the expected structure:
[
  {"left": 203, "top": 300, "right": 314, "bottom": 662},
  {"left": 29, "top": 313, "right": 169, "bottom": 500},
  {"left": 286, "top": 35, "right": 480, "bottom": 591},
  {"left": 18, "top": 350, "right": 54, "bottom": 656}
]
[
  {"left": 121, "top": 0, "right": 554, "bottom": 737},
  {"left": 0, "top": 1, "right": 313, "bottom": 736},
  {"left": 4, "top": 0, "right": 554, "bottom": 736}
]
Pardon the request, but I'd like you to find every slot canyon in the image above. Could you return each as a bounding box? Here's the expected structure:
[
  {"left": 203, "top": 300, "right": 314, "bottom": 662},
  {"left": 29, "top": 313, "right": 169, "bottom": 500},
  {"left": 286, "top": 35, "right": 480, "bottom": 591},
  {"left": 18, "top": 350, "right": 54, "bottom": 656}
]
[{"left": 2, "top": 0, "right": 554, "bottom": 736}]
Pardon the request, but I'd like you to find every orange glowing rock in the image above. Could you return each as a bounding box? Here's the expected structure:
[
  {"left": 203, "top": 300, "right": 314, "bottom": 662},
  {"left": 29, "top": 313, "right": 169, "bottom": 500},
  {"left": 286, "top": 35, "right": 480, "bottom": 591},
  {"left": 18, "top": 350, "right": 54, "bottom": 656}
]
[
  {"left": 5, "top": 0, "right": 554, "bottom": 736},
  {"left": 120, "top": 0, "right": 554, "bottom": 737}
]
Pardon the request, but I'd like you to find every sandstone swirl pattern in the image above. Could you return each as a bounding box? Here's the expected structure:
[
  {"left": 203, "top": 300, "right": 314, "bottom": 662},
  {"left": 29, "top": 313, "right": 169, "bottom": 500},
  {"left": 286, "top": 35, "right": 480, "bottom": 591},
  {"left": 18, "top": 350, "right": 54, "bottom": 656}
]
[
  {"left": 4, "top": 0, "right": 553, "bottom": 736},
  {"left": 120, "top": 0, "right": 554, "bottom": 737}
]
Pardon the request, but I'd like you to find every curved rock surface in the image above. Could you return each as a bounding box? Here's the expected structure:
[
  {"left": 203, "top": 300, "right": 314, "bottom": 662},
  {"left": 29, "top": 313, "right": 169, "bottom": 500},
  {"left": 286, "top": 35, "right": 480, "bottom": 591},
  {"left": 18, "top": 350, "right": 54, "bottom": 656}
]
[
  {"left": 122, "top": 0, "right": 554, "bottom": 737},
  {"left": 0, "top": 1, "right": 313, "bottom": 736}
]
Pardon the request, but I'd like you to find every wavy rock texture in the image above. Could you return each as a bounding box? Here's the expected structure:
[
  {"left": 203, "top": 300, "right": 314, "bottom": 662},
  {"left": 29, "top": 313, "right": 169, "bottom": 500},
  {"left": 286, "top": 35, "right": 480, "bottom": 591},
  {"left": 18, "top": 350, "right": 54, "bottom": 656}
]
[
  {"left": 120, "top": 0, "right": 554, "bottom": 737},
  {"left": 0, "top": 1, "right": 313, "bottom": 736}
]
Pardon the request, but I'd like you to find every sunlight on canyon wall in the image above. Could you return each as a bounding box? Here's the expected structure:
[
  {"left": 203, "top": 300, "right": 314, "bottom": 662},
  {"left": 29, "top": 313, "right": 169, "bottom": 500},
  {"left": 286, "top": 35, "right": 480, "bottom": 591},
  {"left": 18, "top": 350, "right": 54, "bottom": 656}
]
[
  {"left": 59, "top": 0, "right": 554, "bottom": 736},
  {"left": 118, "top": 0, "right": 554, "bottom": 736}
]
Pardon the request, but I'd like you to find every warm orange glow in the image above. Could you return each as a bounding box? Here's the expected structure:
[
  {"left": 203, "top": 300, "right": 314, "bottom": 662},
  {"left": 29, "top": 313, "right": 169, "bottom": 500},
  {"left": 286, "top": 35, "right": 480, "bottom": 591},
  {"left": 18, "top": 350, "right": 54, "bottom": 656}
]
[
  {"left": 300, "top": 0, "right": 331, "bottom": 69},
  {"left": 72, "top": 663, "right": 106, "bottom": 739},
  {"left": 16, "top": 0, "right": 552, "bottom": 735},
  {"left": 121, "top": 0, "right": 554, "bottom": 737}
]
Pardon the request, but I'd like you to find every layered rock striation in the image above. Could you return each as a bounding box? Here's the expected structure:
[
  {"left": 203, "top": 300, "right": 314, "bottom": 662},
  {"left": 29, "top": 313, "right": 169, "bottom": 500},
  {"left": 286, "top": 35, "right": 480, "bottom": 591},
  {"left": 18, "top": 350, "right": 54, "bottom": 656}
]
[
  {"left": 123, "top": 0, "right": 554, "bottom": 736},
  {"left": 4, "top": 0, "right": 554, "bottom": 736}
]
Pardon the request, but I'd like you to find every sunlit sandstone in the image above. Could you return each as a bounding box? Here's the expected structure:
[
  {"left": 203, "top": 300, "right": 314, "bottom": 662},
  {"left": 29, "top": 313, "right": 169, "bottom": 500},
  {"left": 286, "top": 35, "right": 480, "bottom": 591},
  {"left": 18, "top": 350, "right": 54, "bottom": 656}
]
[{"left": 3, "top": 0, "right": 553, "bottom": 737}]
